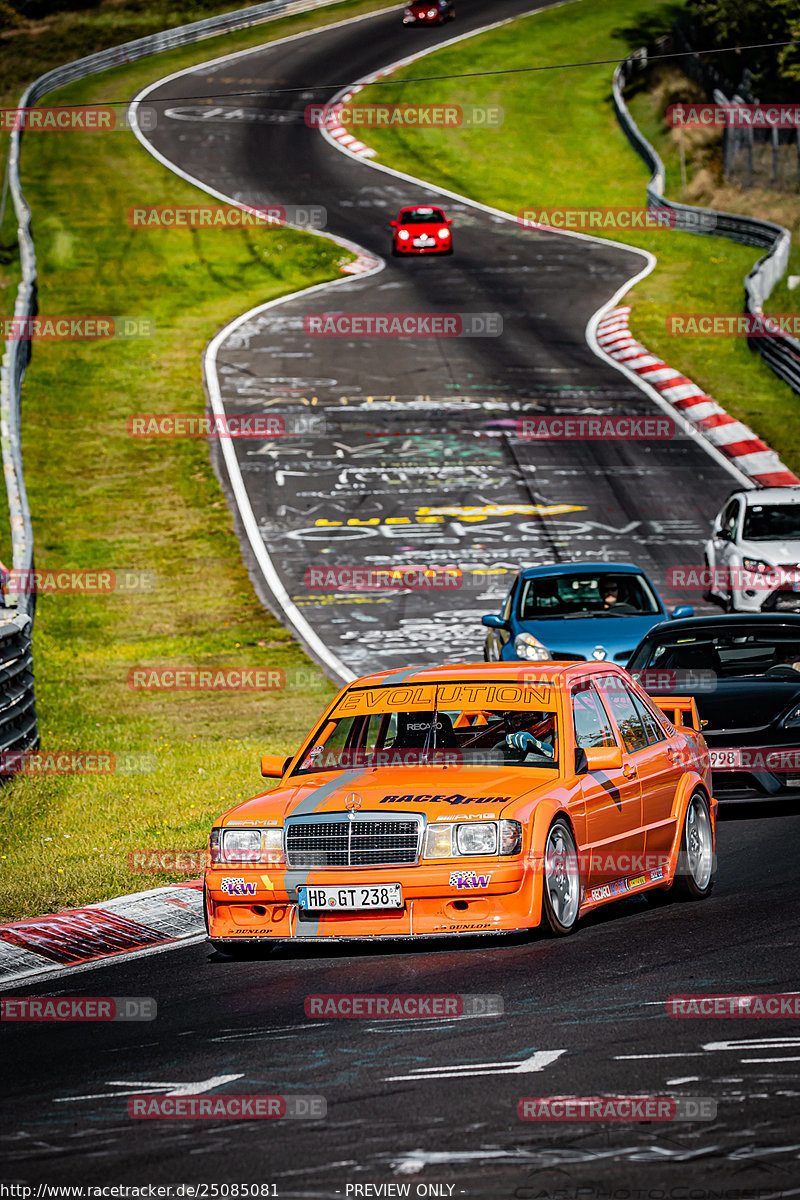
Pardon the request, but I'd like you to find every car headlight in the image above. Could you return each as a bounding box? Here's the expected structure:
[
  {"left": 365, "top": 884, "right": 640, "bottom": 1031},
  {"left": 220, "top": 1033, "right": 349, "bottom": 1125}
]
[
  {"left": 742, "top": 557, "right": 772, "bottom": 574},
  {"left": 438, "top": 227, "right": 450, "bottom": 238},
  {"left": 514, "top": 632, "right": 552, "bottom": 661},
  {"left": 398, "top": 230, "right": 410, "bottom": 240},
  {"left": 456, "top": 823, "right": 497, "bottom": 855},
  {"left": 210, "top": 826, "right": 284, "bottom": 865},
  {"left": 782, "top": 703, "right": 800, "bottom": 728},
  {"left": 423, "top": 820, "right": 522, "bottom": 859}
]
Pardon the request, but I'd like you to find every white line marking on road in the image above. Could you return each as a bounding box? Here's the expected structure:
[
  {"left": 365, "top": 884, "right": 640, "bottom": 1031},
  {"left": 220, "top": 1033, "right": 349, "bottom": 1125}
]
[
  {"left": 55, "top": 1074, "right": 244, "bottom": 1103},
  {"left": 741, "top": 1056, "right": 800, "bottom": 1063},
  {"left": 385, "top": 1048, "right": 566, "bottom": 1081}
]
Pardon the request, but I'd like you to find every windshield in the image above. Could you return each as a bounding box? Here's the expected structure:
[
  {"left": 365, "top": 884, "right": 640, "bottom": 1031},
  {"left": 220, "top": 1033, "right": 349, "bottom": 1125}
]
[
  {"left": 294, "top": 681, "right": 559, "bottom": 773},
  {"left": 628, "top": 629, "right": 800, "bottom": 680},
  {"left": 742, "top": 504, "right": 800, "bottom": 541},
  {"left": 400, "top": 209, "right": 446, "bottom": 224},
  {"left": 518, "top": 572, "right": 660, "bottom": 620}
]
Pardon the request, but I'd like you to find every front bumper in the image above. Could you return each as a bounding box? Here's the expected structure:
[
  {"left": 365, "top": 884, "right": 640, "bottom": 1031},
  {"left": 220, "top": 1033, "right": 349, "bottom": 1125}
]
[
  {"left": 393, "top": 240, "right": 451, "bottom": 254},
  {"left": 206, "top": 863, "right": 536, "bottom": 941}
]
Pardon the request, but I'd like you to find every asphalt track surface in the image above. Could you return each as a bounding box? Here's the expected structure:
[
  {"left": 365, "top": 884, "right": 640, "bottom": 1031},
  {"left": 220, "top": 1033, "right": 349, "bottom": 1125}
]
[
  {"left": 3, "top": 804, "right": 800, "bottom": 1191},
  {"left": 5, "top": 4, "right": 799, "bottom": 1194},
  {"left": 133, "top": 0, "right": 740, "bottom": 682}
]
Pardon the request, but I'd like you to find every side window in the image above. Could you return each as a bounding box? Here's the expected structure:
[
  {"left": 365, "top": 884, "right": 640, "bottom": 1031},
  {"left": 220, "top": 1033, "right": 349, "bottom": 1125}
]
[
  {"left": 598, "top": 679, "right": 650, "bottom": 754},
  {"left": 630, "top": 690, "right": 666, "bottom": 744},
  {"left": 721, "top": 500, "right": 740, "bottom": 539},
  {"left": 572, "top": 683, "right": 616, "bottom": 749}
]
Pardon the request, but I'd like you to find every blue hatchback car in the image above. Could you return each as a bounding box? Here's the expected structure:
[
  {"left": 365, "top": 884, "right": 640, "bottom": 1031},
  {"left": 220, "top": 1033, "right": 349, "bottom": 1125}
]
[{"left": 481, "top": 562, "right": 693, "bottom": 665}]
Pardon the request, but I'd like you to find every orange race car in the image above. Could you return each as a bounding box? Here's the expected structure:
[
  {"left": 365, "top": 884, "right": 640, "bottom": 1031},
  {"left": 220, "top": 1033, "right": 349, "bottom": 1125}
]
[{"left": 204, "top": 661, "right": 716, "bottom": 952}]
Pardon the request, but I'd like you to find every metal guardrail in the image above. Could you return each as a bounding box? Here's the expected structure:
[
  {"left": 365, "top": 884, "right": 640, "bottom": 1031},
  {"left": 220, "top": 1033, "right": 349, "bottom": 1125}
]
[
  {"left": 0, "top": 0, "right": 350, "bottom": 764},
  {"left": 0, "top": 613, "right": 37, "bottom": 761},
  {"left": 613, "top": 51, "right": 800, "bottom": 398}
]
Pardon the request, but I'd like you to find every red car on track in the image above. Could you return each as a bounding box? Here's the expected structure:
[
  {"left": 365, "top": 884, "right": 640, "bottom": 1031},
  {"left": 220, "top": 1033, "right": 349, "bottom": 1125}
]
[
  {"left": 403, "top": 0, "right": 454, "bottom": 25},
  {"left": 391, "top": 206, "right": 453, "bottom": 256}
]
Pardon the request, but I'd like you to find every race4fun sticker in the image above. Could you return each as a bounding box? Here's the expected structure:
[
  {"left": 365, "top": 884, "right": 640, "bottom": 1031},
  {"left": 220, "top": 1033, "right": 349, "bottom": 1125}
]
[{"left": 450, "top": 870, "right": 492, "bottom": 889}]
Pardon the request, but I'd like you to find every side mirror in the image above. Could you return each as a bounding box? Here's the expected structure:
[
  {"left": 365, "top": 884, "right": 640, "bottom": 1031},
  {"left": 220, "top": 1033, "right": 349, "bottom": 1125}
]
[
  {"left": 446, "top": 218, "right": 453, "bottom": 225},
  {"left": 481, "top": 614, "right": 507, "bottom": 629},
  {"left": 584, "top": 745, "right": 623, "bottom": 772},
  {"left": 261, "top": 754, "right": 291, "bottom": 778},
  {"left": 389, "top": 220, "right": 397, "bottom": 227},
  {"left": 717, "top": 528, "right": 732, "bottom": 542},
  {"left": 671, "top": 605, "right": 694, "bottom": 619}
]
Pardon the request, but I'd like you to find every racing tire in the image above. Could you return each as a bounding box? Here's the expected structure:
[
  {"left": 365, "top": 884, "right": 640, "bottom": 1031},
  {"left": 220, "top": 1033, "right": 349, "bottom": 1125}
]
[
  {"left": 673, "top": 792, "right": 714, "bottom": 900},
  {"left": 541, "top": 817, "right": 581, "bottom": 936},
  {"left": 392, "top": 247, "right": 400, "bottom": 257}
]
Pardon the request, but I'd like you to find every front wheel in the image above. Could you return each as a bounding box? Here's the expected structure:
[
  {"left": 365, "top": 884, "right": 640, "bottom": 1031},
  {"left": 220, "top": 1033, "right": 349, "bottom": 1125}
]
[
  {"left": 541, "top": 817, "right": 581, "bottom": 936},
  {"left": 674, "top": 792, "right": 714, "bottom": 900}
]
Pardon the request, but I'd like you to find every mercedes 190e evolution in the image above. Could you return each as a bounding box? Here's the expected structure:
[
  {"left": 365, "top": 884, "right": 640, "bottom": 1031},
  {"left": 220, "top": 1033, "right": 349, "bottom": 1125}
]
[{"left": 204, "top": 662, "right": 716, "bottom": 952}]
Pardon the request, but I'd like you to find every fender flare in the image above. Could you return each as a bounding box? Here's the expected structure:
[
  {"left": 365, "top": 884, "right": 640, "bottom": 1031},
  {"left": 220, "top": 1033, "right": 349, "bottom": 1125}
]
[
  {"left": 667, "top": 772, "right": 716, "bottom": 881},
  {"left": 526, "top": 801, "right": 581, "bottom": 924}
]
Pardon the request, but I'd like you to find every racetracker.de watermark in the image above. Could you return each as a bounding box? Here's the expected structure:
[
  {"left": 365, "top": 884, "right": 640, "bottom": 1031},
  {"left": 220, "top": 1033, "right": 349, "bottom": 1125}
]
[
  {"left": 303, "top": 565, "right": 463, "bottom": 590},
  {"left": 128, "top": 1095, "right": 325, "bottom": 1119},
  {"left": 2, "top": 569, "right": 156, "bottom": 594},
  {"left": 304, "top": 993, "right": 503, "bottom": 1018},
  {"left": 668, "top": 993, "right": 800, "bottom": 1016},
  {"left": 127, "top": 667, "right": 327, "bottom": 691},
  {"left": 127, "top": 413, "right": 325, "bottom": 438},
  {"left": 667, "top": 565, "right": 800, "bottom": 591},
  {"left": 518, "top": 207, "right": 715, "bottom": 232},
  {"left": 304, "top": 313, "right": 502, "bottom": 337},
  {"left": 711, "top": 748, "right": 800, "bottom": 773},
  {"left": 667, "top": 313, "right": 800, "bottom": 337},
  {"left": 667, "top": 102, "right": 800, "bottom": 128},
  {"left": 127, "top": 204, "right": 325, "bottom": 229},
  {"left": 1, "top": 996, "right": 156, "bottom": 1021},
  {"left": 1, "top": 317, "right": 154, "bottom": 340},
  {"left": 0, "top": 105, "right": 156, "bottom": 132},
  {"left": 0, "top": 750, "right": 156, "bottom": 775},
  {"left": 518, "top": 1096, "right": 716, "bottom": 1121},
  {"left": 306, "top": 102, "right": 503, "bottom": 127},
  {"left": 516, "top": 416, "right": 676, "bottom": 441}
]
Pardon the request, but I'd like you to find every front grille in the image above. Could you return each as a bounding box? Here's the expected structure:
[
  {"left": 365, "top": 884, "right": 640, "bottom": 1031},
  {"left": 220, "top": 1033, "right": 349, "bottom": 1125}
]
[{"left": 285, "top": 815, "right": 422, "bottom": 868}]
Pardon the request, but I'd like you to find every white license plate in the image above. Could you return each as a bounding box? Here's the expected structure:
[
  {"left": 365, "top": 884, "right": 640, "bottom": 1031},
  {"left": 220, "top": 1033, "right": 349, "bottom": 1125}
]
[
  {"left": 413, "top": 237, "right": 435, "bottom": 247},
  {"left": 298, "top": 884, "right": 403, "bottom": 911},
  {"left": 710, "top": 749, "right": 741, "bottom": 769}
]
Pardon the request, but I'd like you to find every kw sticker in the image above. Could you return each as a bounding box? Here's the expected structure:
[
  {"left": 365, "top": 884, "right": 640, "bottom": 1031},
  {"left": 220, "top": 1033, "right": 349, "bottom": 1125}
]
[
  {"left": 450, "top": 871, "right": 492, "bottom": 889},
  {"left": 220, "top": 878, "right": 257, "bottom": 896}
]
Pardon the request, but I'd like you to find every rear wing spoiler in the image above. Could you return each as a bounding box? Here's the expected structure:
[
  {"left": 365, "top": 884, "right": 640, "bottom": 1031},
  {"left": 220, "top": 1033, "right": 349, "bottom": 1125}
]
[{"left": 652, "top": 695, "right": 702, "bottom": 732}]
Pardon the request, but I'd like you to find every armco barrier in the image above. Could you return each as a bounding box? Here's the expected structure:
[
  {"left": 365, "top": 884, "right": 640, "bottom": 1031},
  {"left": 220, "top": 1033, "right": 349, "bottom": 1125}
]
[
  {"left": 1, "top": 0, "right": 356, "bottom": 765},
  {"left": 0, "top": 613, "right": 37, "bottom": 761},
  {"left": 613, "top": 51, "right": 800, "bottom": 398}
]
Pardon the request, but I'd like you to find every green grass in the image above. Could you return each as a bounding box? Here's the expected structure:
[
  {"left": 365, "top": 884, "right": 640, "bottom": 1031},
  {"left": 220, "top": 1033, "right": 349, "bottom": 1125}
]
[
  {"left": 0, "top": 0, "right": 398, "bottom": 921},
  {"left": 345, "top": 0, "right": 800, "bottom": 469}
]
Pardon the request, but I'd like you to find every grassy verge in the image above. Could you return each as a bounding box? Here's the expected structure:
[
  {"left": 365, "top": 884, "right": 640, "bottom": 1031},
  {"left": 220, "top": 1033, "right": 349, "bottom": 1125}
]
[
  {"left": 345, "top": 0, "right": 800, "bottom": 469},
  {"left": 0, "top": 0, "right": 395, "bottom": 922}
]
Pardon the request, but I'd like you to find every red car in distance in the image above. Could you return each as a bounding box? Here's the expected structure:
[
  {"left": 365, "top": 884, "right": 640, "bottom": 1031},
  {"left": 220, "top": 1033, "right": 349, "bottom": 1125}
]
[
  {"left": 403, "top": 0, "right": 454, "bottom": 25},
  {"left": 390, "top": 206, "right": 453, "bottom": 256}
]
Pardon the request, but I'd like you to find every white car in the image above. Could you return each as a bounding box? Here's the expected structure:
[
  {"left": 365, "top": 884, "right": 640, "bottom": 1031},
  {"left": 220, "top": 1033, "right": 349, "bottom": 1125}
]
[{"left": 704, "top": 487, "right": 800, "bottom": 612}]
